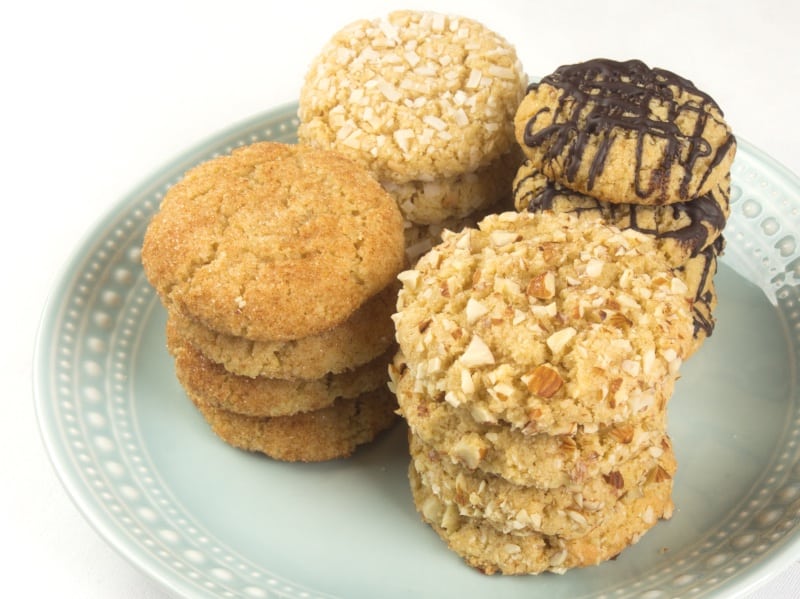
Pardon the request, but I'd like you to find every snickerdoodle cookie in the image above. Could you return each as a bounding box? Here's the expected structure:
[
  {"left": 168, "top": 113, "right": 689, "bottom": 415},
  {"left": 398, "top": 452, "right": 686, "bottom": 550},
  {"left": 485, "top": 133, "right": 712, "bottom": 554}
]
[{"left": 142, "top": 141, "right": 404, "bottom": 342}]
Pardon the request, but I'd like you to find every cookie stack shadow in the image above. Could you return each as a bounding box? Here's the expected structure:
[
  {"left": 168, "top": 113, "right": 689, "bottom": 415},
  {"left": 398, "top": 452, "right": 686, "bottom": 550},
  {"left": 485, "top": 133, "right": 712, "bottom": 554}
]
[
  {"left": 391, "top": 58, "right": 736, "bottom": 575},
  {"left": 141, "top": 142, "right": 405, "bottom": 462}
]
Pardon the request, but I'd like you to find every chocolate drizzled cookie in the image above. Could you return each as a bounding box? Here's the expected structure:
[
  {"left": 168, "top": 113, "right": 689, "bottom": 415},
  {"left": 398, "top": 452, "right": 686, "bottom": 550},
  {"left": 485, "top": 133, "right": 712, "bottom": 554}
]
[{"left": 514, "top": 58, "right": 736, "bottom": 205}]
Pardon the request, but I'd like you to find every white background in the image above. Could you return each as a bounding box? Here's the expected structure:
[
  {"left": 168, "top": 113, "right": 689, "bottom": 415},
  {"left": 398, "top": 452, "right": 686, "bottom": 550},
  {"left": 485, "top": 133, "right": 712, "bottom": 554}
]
[{"left": 2, "top": 0, "right": 799, "bottom": 596}]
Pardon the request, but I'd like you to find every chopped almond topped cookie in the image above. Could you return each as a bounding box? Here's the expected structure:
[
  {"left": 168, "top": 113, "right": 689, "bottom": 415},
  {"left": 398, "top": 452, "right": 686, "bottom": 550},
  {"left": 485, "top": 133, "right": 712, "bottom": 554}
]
[
  {"left": 393, "top": 211, "right": 694, "bottom": 435},
  {"left": 298, "top": 10, "right": 526, "bottom": 260},
  {"left": 512, "top": 162, "right": 727, "bottom": 354},
  {"left": 408, "top": 455, "right": 675, "bottom": 575},
  {"left": 409, "top": 431, "right": 677, "bottom": 540},
  {"left": 392, "top": 354, "right": 669, "bottom": 489},
  {"left": 391, "top": 210, "right": 694, "bottom": 573}
]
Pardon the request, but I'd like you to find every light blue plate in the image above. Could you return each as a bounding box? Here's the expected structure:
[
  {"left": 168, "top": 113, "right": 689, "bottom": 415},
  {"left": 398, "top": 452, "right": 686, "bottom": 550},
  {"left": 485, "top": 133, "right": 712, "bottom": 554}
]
[{"left": 34, "top": 104, "right": 800, "bottom": 598}]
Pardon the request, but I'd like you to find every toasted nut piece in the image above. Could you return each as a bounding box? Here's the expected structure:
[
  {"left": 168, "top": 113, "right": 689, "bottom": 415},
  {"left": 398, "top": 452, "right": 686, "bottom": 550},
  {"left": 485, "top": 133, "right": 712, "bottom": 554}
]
[
  {"left": 459, "top": 335, "right": 495, "bottom": 367},
  {"left": 524, "top": 364, "right": 564, "bottom": 398},
  {"left": 465, "top": 298, "right": 489, "bottom": 323},
  {"left": 452, "top": 437, "right": 486, "bottom": 469},
  {"left": 646, "top": 464, "right": 673, "bottom": 484},
  {"left": 603, "top": 470, "right": 625, "bottom": 489},
  {"left": 526, "top": 271, "right": 556, "bottom": 299},
  {"left": 546, "top": 326, "right": 576, "bottom": 353},
  {"left": 608, "top": 423, "right": 635, "bottom": 444}
]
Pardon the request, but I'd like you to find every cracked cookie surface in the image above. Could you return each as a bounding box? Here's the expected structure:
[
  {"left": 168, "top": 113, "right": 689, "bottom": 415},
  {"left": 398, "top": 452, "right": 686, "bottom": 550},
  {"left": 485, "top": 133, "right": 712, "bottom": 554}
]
[{"left": 141, "top": 142, "right": 405, "bottom": 341}]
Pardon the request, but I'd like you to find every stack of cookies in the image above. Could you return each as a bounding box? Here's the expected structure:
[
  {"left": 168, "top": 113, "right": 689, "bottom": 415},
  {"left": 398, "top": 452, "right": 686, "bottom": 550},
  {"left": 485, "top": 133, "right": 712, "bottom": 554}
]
[
  {"left": 297, "top": 10, "right": 528, "bottom": 264},
  {"left": 391, "top": 211, "right": 696, "bottom": 574},
  {"left": 512, "top": 58, "right": 736, "bottom": 355},
  {"left": 391, "top": 58, "right": 736, "bottom": 574},
  {"left": 142, "top": 142, "right": 405, "bottom": 461}
]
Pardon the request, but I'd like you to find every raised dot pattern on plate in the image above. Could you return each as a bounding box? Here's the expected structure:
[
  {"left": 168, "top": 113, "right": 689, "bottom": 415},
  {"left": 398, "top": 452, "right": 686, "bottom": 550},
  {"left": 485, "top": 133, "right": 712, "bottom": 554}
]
[{"left": 35, "top": 107, "right": 800, "bottom": 598}]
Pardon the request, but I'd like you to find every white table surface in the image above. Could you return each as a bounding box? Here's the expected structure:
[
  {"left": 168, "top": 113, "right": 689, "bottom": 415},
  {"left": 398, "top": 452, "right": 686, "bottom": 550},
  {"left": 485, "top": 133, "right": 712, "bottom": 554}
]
[{"left": 3, "top": 0, "right": 799, "bottom": 597}]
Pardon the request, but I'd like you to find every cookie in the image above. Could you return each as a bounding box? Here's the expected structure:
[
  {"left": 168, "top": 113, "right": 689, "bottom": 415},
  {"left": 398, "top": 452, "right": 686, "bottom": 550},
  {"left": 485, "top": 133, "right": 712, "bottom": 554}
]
[
  {"left": 142, "top": 141, "right": 404, "bottom": 342},
  {"left": 679, "top": 235, "right": 722, "bottom": 352},
  {"left": 409, "top": 431, "right": 676, "bottom": 539},
  {"left": 409, "top": 459, "right": 674, "bottom": 575},
  {"left": 166, "top": 319, "right": 392, "bottom": 418},
  {"left": 188, "top": 387, "right": 398, "bottom": 462},
  {"left": 391, "top": 356, "right": 668, "bottom": 488},
  {"left": 166, "top": 282, "right": 398, "bottom": 379},
  {"left": 393, "top": 211, "right": 694, "bottom": 435},
  {"left": 384, "top": 150, "right": 520, "bottom": 225},
  {"left": 514, "top": 58, "right": 736, "bottom": 206},
  {"left": 512, "top": 161, "right": 730, "bottom": 267},
  {"left": 298, "top": 10, "right": 526, "bottom": 184}
]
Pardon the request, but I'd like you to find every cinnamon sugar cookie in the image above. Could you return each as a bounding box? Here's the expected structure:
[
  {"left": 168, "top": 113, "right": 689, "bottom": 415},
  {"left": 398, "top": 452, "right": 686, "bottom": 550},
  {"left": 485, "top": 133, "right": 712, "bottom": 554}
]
[
  {"left": 142, "top": 141, "right": 404, "bottom": 341},
  {"left": 166, "top": 318, "right": 392, "bottom": 418},
  {"left": 166, "top": 282, "right": 397, "bottom": 379},
  {"left": 189, "top": 388, "right": 398, "bottom": 462}
]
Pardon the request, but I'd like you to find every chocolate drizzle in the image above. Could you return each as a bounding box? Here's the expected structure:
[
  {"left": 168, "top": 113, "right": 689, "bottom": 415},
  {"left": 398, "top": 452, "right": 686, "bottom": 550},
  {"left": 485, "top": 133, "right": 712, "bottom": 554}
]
[
  {"left": 515, "top": 167, "right": 730, "bottom": 256},
  {"left": 522, "top": 59, "right": 735, "bottom": 203},
  {"left": 678, "top": 235, "right": 724, "bottom": 338}
]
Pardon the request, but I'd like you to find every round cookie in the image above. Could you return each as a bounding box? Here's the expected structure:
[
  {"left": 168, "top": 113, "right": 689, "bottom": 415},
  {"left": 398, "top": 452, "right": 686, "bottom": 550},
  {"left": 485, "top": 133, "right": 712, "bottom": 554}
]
[
  {"left": 141, "top": 141, "right": 405, "bottom": 342},
  {"left": 166, "top": 320, "right": 392, "bottom": 418},
  {"left": 514, "top": 58, "right": 736, "bottom": 206},
  {"left": 298, "top": 10, "right": 527, "bottom": 184},
  {"left": 391, "top": 356, "right": 669, "bottom": 488},
  {"left": 167, "top": 282, "right": 398, "bottom": 379},
  {"left": 393, "top": 211, "right": 694, "bottom": 435},
  {"left": 188, "top": 388, "right": 398, "bottom": 462},
  {"left": 409, "top": 460, "right": 674, "bottom": 575},
  {"left": 512, "top": 161, "right": 730, "bottom": 267},
  {"left": 385, "top": 150, "right": 520, "bottom": 225},
  {"left": 410, "top": 431, "right": 676, "bottom": 539}
]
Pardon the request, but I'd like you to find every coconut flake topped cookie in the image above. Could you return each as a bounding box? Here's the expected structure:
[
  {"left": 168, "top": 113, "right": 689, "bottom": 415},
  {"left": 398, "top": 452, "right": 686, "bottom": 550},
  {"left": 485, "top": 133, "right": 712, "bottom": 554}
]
[{"left": 298, "top": 10, "right": 527, "bottom": 184}]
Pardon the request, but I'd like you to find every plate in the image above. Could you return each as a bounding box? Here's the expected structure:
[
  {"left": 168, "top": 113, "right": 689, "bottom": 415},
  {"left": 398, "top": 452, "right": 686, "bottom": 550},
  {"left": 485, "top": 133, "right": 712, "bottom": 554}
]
[{"left": 34, "top": 103, "right": 800, "bottom": 598}]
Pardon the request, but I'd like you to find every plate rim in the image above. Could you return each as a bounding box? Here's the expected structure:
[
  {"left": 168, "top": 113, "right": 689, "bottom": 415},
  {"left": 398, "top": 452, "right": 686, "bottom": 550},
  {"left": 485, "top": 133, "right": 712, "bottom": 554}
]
[{"left": 32, "top": 105, "right": 800, "bottom": 599}]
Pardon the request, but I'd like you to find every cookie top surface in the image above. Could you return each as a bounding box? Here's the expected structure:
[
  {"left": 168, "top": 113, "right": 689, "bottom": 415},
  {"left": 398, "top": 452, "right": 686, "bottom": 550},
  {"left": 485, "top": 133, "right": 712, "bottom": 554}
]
[
  {"left": 393, "top": 211, "right": 694, "bottom": 435},
  {"left": 141, "top": 142, "right": 405, "bottom": 341},
  {"left": 298, "top": 10, "right": 527, "bottom": 183},
  {"left": 514, "top": 58, "right": 736, "bottom": 205},
  {"left": 513, "top": 161, "right": 730, "bottom": 266}
]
